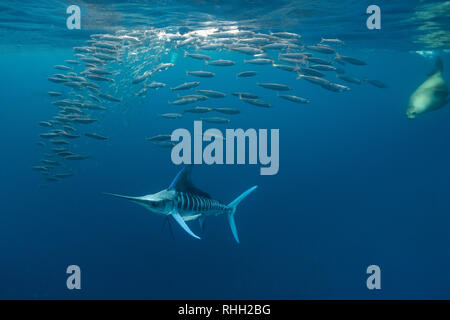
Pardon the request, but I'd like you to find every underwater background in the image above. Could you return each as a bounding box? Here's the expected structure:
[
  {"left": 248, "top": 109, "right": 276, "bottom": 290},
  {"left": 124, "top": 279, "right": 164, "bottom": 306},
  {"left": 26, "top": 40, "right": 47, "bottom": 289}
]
[{"left": 1, "top": 0, "right": 450, "bottom": 299}]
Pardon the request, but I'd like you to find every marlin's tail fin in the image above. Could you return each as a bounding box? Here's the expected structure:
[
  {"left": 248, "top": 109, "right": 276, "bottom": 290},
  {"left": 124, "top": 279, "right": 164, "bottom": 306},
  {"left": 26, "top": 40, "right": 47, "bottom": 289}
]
[{"left": 227, "top": 186, "right": 258, "bottom": 243}]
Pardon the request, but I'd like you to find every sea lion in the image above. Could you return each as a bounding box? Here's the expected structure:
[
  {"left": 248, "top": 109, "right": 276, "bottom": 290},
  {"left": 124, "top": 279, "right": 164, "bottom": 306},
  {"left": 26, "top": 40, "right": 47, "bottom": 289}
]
[{"left": 407, "top": 57, "right": 449, "bottom": 119}]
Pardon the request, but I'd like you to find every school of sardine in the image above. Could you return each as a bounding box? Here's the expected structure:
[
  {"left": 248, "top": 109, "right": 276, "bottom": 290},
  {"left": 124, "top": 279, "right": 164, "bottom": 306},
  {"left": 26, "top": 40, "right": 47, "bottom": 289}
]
[{"left": 35, "top": 26, "right": 387, "bottom": 184}]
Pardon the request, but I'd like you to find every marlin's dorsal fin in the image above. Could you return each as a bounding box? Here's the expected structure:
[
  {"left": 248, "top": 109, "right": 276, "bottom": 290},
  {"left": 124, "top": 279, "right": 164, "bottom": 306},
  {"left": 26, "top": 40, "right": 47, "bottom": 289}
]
[{"left": 168, "top": 166, "right": 211, "bottom": 199}]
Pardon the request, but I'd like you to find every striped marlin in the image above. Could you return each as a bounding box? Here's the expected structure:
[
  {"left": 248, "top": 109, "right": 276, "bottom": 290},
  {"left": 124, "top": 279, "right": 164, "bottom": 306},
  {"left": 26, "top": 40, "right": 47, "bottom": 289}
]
[{"left": 104, "top": 166, "right": 257, "bottom": 243}]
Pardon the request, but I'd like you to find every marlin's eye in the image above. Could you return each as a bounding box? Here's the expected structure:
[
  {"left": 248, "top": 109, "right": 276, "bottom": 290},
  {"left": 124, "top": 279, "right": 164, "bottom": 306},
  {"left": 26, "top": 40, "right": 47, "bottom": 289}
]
[{"left": 152, "top": 201, "right": 164, "bottom": 208}]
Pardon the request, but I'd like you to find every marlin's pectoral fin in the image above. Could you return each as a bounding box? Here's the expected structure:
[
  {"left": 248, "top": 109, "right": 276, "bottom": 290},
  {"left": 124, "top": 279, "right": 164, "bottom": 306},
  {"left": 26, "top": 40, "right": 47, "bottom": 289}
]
[{"left": 171, "top": 211, "right": 201, "bottom": 240}]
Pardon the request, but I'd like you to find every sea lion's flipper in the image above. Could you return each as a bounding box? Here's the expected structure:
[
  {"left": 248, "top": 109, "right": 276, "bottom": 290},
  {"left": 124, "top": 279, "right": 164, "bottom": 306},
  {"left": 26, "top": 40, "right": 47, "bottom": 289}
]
[{"left": 429, "top": 57, "right": 443, "bottom": 76}]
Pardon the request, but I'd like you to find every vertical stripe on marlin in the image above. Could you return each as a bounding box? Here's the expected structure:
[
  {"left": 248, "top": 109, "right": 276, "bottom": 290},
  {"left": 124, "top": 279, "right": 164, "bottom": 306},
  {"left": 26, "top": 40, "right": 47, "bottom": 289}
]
[
  {"left": 190, "top": 194, "right": 195, "bottom": 212},
  {"left": 199, "top": 196, "right": 203, "bottom": 211},
  {"left": 191, "top": 194, "right": 196, "bottom": 212},
  {"left": 198, "top": 195, "right": 203, "bottom": 211},
  {"left": 179, "top": 192, "right": 184, "bottom": 210},
  {"left": 193, "top": 195, "right": 199, "bottom": 212},
  {"left": 199, "top": 197, "right": 204, "bottom": 211},
  {"left": 191, "top": 194, "right": 197, "bottom": 212},
  {"left": 180, "top": 192, "right": 184, "bottom": 210},
  {"left": 186, "top": 193, "right": 190, "bottom": 211}
]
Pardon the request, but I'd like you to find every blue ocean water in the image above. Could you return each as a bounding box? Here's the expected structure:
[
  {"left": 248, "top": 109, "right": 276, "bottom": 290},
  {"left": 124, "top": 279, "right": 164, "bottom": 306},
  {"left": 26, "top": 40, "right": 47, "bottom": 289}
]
[{"left": 0, "top": 0, "right": 450, "bottom": 299}]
